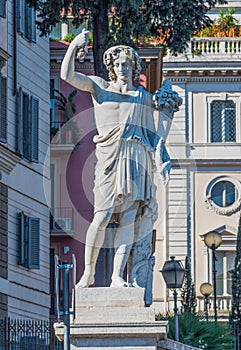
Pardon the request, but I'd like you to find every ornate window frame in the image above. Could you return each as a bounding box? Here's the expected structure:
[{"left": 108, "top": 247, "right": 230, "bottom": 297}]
[{"left": 205, "top": 176, "right": 241, "bottom": 215}]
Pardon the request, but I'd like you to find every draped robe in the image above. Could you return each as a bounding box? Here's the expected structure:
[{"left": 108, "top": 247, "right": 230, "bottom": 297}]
[{"left": 93, "top": 86, "right": 160, "bottom": 232}]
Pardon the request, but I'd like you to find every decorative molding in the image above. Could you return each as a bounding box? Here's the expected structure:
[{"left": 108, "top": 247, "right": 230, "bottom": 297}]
[
  {"left": 162, "top": 75, "right": 241, "bottom": 83},
  {"left": 0, "top": 47, "right": 11, "bottom": 72},
  {"left": 0, "top": 144, "right": 21, "bottom": 174},
  {"left": 205, "top": 176, "right": 241, "bottom": 216}
]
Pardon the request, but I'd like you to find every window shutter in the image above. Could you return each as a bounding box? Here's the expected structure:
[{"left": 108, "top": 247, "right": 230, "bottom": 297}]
[
  {"left": 17, "top": 87, "right": 23, "bottom": 155},
  {"left": 31, "top": 9, "right": 36, "bottom": 43},
  {"left": 0, "top": 75, "right": 7, "bottom": 142},
  {"left": 27, "top": 217, "right": 40, "bottom": 269},
  {"left": 30, "top": 96, "right": 39, "bottom": 163},
  {"left": 24, "top": 2, "right": 31, "bottom": 40},
  {"left": 19, "top": 212, "right": 26, "bottom": 266},
  {"left": 16, "top": 0, "right": 24, "bottom": 34},
  {"left": 0, "top": 0, "right": 6, "bottom": 18},
  {"left": 22, "top": 93, "right": 30, "bottom": 160}
]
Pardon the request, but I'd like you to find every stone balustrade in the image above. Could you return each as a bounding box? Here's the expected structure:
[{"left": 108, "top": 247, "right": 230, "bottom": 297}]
[
  {"left": 158, "top": 339, "right": 202, "bottom": 350},
  {"left": 197, "top": 295, "right": 232, "bottom": 320},
  {"left": 165, "top": 37, "right": 241, "bottom": 62}
]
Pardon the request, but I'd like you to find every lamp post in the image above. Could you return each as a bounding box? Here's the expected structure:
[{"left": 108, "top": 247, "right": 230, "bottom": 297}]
[
  {"left": 160, "top": 256, "right": 186, "bottom": 342},
  {"left": 203, "top": 231, "right": 222, "bottom": 322},
  {"left": 200, "top": 282, "right": 213, "bottom": 322}
]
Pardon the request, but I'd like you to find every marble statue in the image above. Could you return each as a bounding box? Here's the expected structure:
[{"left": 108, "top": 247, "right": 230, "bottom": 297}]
[{"left": 61, "top": 30, "right": 182, "bottom": 293}]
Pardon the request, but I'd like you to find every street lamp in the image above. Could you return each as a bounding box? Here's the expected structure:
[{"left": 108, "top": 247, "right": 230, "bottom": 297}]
[
  {"left": 203, "top": 231, "right": 222, "bottom": 322},
  {"left": 200, "top": 282, "right": 213, "bottom": 322},
  {"left": 160, "top": 256, "right": 186, "bottom": 342}
]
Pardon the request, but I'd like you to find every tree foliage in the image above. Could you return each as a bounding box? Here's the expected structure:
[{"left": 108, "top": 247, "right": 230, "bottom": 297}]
[
  {"left": 230, "top": 215, "right": 241, "bottom": 343},
  {"left": 180, "top": 256, "right": 197, "bottom": 315},
  {"left": 156, "top": 313, "right": 233, "bottom": 349},
  {"left": 26, "top": 0, "right": 227, "bottom": 76}
]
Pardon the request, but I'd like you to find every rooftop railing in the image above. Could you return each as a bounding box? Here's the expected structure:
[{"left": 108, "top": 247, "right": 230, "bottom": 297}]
[{"left": 165, "top": 37, "right": 241, "bottom": 61}]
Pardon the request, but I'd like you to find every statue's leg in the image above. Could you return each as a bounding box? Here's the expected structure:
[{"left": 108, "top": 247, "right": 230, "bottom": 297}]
[
  {"left": 76, "top": 210, "right": 112, "bottom": 288},
  {"left": 110, "top": 201, "right": 139, "bottom": 287}
]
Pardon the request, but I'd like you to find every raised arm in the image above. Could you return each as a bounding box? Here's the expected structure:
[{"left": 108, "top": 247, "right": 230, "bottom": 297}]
[{"left": 61, "top": 30, "right": 99, "bottom": 94}]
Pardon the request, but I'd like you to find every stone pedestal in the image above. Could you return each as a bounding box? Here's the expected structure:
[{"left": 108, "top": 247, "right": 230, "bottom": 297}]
[{"left": 54, "top": 287, "right": 168, "bottom": 350}]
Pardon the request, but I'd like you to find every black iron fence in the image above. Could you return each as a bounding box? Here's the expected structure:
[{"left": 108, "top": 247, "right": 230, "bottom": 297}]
[{"left": 0, "top": 318, "right": 63, "bottom": 350}]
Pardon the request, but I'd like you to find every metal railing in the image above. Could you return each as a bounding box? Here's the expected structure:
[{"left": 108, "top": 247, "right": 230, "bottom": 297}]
[
  {"left": 50, "top": 121, "right": 80, "bottom": 145},
  {"left": 0, "top": 318, "right": 63, "bottom": 350},
  {"left": 50, "top": 207, "right": 74, "bottom": 232}
]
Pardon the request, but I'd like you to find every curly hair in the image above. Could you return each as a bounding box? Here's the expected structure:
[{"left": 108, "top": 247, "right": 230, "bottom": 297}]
[{"left": 103, "top": 45, "right": 141, "bottom": 82}]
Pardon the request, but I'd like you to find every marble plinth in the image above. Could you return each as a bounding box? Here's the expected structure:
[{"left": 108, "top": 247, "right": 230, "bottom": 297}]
[{"left": 54, "top": 287, "right": 168, "bottom": 350}]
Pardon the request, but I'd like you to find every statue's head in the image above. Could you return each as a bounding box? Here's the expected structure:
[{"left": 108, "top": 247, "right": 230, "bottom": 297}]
[{"left": 103, "top": 45, "right": 141, "bottom": 82}]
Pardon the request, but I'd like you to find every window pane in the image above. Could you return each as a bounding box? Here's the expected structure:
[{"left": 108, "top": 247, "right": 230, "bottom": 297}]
[
  {"left": 211, "top": 180, "right": 236, "bottom": 207},
  {"left": 224, "top": 101, "right": 236, "bottom": 142},
  {"left": 211, "top": 101, "right": 222, "bottom": 142},
  {"left": 227, "top": 252, "right": 235, "bottom": 295},
  {"left": 216, "top": 251, "right": 224, "bottom": 295},
  {"left": 210, "top": 100, "right": 236, "bottom": 142}
]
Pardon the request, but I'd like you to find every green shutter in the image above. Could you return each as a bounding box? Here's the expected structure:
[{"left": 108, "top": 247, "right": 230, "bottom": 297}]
[
  {"left": 16, "top": 0, "right": 24, "bottom": 34},
  {"left": 30, "top": 96, "right": 39, "bottom": 163},
  {"left": 31, "top": 9, "right": 36, "bottom": 43},
  {"left": 0, "top": 0, "right": 6, "bottom": 18},
  {"left": 16, "top": 87, "right": 23, "bottom": 155},
  {"left": 22, "top": 93, "right": 30, "bottom": 160},
  {"left": 19, "top": 212, "right": 26, "bottom": 266},
  {"left": 27, "top": 217, "right": 40, "bottom": 269},
  {"left": 0, "top": 75, "right": 7, "bottom": 142}
]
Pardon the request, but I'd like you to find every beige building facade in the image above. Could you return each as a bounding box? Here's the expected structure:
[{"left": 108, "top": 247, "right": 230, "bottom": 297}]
[{"left": 153, "top": 5, "right": 241, "bottom": 315}]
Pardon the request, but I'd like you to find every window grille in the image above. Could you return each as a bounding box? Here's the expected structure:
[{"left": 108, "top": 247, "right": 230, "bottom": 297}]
[{"left": 210, "top": 100, "right": 236, "bottom": 142}]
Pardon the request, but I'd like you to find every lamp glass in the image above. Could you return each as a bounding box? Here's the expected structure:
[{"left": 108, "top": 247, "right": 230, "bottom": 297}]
[
  {"left": 203, "top": 231, "right": 222, "bottom": 249},
  {"left": 200, "top": 282, "right": 213, "bottom": 297},
  {"left": 161, "top": 257, "right": 186, "bottom": 289}
]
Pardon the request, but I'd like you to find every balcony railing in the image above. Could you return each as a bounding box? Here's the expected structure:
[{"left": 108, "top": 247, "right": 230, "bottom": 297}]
[
  {"left": 50, "top": 121, "right": 80, "bottom": 145},
  {"left": 165, "top": 37, "right": 241, "bottom": 61},
  {"left": 191, "top": 37, "right": 241, "bottom": 56},
  {"left": 50, "top": 207, "right": 74, "bottom": 233},
  {"left": 197, "top": 295, "right": 232, "bottom": 320}
]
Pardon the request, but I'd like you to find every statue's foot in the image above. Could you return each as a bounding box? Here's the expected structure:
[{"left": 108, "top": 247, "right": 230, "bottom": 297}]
[
  {"left": 75, "top": 266, "right": 95, "bottom": 288},
  {"left": 110, "top": 275, "right": 128, "bottom": 287}
]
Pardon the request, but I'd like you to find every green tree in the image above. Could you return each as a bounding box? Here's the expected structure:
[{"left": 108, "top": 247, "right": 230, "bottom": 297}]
[
  {"left": 156, "top": 313, "right": 233, "bottom": 349},
  {"left": 26, "top": 0, "right": 227, "bottom": 77},
  {"left": 230, "top": 215, "right": 241, "bottom": 347},
  {"left": 180, "top": 256, "right": 197, "bottom": 314}
]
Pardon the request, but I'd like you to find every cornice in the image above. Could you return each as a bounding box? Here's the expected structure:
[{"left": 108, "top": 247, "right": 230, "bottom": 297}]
[
  {"left": 0, "top": 144, "right": 21, "bottom": 174},
  {"left": 171, "top": 159, "right": 241, "bottom": 167},
  {"left": 162, "top": 75, "right": 241, "bottom": 83},
  {"left": 50, "top": 45, "right": 162, "bottom": 65}
]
